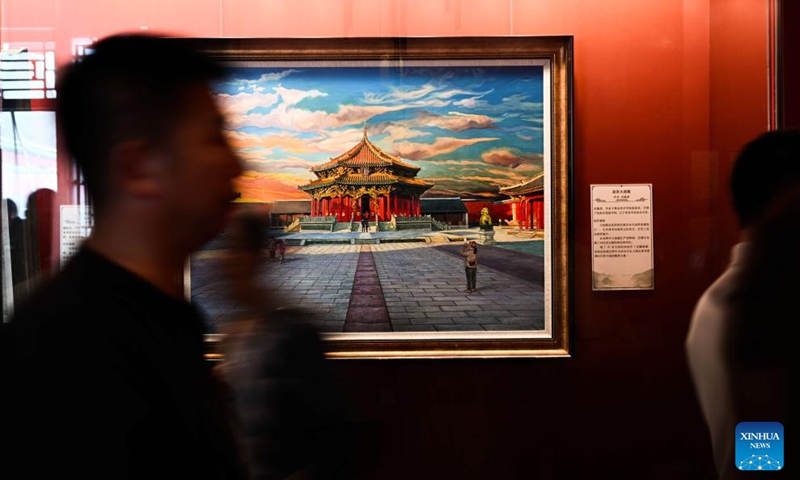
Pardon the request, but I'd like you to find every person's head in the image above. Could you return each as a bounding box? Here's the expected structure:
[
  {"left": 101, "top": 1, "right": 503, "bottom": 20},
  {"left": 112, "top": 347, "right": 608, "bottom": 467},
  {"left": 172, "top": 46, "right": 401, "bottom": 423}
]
[
  {"left": 5, "top": 199, "right": 18, "bottom": 219},
  {"left": 730, "top": 129, "right": 800, "bottom": 229},
  {"left": 57, "top": 33, "right": 242, "bottom": 250}
]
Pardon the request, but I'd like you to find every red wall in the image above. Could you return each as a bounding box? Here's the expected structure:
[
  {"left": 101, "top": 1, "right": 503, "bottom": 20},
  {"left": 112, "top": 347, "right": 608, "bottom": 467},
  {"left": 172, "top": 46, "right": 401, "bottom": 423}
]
[
  {"left": 1, "top": 1, "right": 776, "bottom": 478},
  {"left": 463, "top": 201, "right": 512, "bottom": 226}
]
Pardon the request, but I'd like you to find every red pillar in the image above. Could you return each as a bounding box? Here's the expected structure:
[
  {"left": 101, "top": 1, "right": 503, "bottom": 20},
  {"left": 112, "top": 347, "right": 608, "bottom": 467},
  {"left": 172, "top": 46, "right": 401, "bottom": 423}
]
[
  {"left": 529, "top": 199, "right": 534, "bottom": 228},
  {"left": 526, "top": 199, "right": 532, "bottom": 229}
]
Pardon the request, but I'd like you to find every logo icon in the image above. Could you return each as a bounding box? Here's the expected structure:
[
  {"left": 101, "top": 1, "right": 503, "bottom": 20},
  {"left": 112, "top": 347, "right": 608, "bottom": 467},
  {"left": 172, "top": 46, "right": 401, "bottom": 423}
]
[{"left": 735, "top": 422, "right": 784, "bottom": 471}]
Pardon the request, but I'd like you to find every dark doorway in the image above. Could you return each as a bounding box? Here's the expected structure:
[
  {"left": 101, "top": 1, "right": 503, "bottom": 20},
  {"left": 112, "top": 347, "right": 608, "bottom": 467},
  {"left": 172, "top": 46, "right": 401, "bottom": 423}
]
[{"left": 360, "top": 195, "right": 371, "bottom": 215}]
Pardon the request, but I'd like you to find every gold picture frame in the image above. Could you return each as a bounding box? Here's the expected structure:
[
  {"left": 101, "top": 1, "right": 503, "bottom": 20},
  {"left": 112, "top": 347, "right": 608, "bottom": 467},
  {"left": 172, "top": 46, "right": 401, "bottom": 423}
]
[{"left": 180, "top": 36, "right": 573, "bottom": 359}]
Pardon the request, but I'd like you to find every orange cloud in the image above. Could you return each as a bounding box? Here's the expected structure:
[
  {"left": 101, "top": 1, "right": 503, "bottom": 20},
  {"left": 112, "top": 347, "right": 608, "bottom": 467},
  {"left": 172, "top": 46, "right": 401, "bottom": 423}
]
[
  {"left": 235, "top": 171, "right": 311, "bottom": 203},
  {"left": 226, "top": 131, "right": 316, "bottom": 155}
]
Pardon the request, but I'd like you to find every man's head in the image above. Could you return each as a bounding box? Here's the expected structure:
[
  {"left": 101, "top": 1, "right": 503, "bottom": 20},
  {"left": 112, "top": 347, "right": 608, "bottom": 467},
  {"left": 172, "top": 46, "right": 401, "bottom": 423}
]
[
  {"left": 730, "top": 129, "right": 800, "bottom": 229},
  {"left": 57, "top": 33, "right": 242, "bottom": 249}
]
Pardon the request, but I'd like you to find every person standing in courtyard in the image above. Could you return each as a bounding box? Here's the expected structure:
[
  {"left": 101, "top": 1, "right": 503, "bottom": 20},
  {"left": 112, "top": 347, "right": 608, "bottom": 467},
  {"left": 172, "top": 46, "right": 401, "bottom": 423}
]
[
  {"left": 462, "top": 240, "right": 478, "bottom": 293},
  {"left": 266, "top": 236, "right": 277, "bottom": 262},
  {"left": 277, "top": 238, "right": 286, "bottom": 263}
]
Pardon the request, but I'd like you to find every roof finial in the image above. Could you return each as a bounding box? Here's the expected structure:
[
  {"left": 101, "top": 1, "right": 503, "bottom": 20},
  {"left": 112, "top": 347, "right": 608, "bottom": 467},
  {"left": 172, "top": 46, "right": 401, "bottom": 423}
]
[{"left": 363, "top": 122, "right": 368, "bottom": 139}]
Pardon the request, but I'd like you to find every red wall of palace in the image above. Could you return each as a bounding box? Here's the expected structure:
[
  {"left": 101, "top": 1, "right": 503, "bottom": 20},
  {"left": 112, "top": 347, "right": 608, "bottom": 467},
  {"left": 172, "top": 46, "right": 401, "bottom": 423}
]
[{"left": 0, "top": 1, "right": 776, "bottom": 478}]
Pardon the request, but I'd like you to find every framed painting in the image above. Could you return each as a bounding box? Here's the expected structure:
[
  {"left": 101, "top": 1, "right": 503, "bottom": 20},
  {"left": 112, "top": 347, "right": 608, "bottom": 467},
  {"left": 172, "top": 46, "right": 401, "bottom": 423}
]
[{"left": 179, "top": 36, "right": 573, "bottom": 359}]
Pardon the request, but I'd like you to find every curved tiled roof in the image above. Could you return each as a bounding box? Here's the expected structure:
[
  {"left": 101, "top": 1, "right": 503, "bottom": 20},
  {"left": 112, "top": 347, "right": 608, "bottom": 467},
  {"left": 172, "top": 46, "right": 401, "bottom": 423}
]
[
  {"left": 499, "top": 172, "right": 545, "bottom": 196},
  {"left": 299, "top": 172, "right": 433, "bottom": 190},
  {"left": 339, "top": 173, "right": 396, "bottom": 185},
  {"left": 297, "top": 177, "right": 335, "bottom": 190},
  {"left": 311, "top": 130, "right": 420, "bottom": 173}
]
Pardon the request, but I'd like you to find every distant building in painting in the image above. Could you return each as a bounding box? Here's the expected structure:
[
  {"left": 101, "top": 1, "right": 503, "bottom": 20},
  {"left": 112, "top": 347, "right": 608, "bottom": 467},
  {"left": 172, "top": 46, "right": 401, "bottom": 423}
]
[
  {"left": 298, "top": 128, "right": 433, "bottom": 222},
  {"left": 269, "top": 200, "right": 311, "bottom": 227},
  {"left": 421, "top": 197, "right": 468, "bottom": 226},
  {"left": 499, "top": 172, "right": 544, "bottom": 230}
]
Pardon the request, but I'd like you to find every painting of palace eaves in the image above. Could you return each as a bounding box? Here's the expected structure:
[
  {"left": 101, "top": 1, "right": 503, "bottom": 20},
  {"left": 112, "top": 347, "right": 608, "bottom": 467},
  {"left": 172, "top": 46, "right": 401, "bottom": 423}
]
[{"left": 190, "top": 63, "right": 549, "bottom": 335}]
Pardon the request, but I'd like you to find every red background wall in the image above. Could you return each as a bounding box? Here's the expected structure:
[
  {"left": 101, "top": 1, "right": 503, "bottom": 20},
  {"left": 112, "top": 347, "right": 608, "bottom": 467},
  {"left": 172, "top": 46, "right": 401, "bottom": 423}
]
[{"left": 1, "top": 1, "right": 782, "bottom": 478}]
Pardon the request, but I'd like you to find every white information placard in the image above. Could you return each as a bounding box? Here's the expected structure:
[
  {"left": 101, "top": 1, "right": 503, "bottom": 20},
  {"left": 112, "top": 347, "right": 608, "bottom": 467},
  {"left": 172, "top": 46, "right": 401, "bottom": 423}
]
[
  {"left": 60, "top": 205, "right": 93, "bottom": 266},
  {"left": 591, "top": 184, "right": 654, "bottom": 290}
]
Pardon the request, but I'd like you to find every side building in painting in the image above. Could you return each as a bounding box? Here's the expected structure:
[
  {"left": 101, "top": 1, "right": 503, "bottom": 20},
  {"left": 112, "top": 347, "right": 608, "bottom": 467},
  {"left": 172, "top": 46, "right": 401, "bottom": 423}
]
[
  {"left": 269, "top": 200, "right": 311, "bottom": 227},
  {"left": 499, "top": 172, "right": 544, "bottom": 230},
  {"left": 420, "top": 197, "right": 468, "bottom": 227},
  {"left": 298, "top": 128, "right": 433, "bottom": 223}
]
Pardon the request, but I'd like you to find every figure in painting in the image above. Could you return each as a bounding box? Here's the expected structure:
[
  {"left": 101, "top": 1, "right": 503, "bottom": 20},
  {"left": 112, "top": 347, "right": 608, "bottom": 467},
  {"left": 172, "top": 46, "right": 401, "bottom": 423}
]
[
  {"left": 461, "top": 239, "right": 478, "bottom": 293},
  {"left": 266, "top": 236, "right": 277, "bottom": 262}
]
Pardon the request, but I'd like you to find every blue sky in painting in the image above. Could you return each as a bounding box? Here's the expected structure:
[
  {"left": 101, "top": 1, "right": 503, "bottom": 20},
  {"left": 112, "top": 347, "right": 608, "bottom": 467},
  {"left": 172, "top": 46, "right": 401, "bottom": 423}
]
[{"left": 213, "top": 64, "right": 544, "bottom": 202}]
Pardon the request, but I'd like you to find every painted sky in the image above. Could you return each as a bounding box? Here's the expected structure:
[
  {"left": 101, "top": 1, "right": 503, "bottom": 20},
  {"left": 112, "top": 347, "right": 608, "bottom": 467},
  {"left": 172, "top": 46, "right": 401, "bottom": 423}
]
[{"left": 214, "top": 64, "right": 544, "bottom": 202}]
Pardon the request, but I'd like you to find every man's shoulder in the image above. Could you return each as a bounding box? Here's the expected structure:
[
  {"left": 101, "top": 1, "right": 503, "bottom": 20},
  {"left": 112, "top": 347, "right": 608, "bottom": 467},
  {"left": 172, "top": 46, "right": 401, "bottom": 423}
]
[
  {"left": 8, "top": 251, "right": 154, "bottom": 344},
  {"left": 690, "top": 267, "right": 740, "bottom": 323},
  {"left": 686, "top": 261, "right": 747, "bottom": 357},
  {"left": 12, "top": 266, "right": 89, "bottom": 322}
]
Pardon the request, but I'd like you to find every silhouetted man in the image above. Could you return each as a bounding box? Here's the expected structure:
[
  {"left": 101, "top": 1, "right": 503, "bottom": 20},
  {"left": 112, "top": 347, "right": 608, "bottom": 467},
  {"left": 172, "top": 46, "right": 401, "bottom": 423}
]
[
  {"left": 686, "top": 129, "right": 800, "bottom": 479},
  {"left": 1, "top": 34, "right": 246, "bottom": 479}
]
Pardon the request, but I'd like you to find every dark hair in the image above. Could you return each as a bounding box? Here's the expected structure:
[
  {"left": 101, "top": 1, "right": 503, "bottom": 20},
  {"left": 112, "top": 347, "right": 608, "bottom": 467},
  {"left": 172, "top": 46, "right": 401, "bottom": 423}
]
[
  {"left": 56, "top": 34, "right": 224, "bottom": 215},
  {"left": 730, "top": 129, "right": 800, "bottom": 228}
]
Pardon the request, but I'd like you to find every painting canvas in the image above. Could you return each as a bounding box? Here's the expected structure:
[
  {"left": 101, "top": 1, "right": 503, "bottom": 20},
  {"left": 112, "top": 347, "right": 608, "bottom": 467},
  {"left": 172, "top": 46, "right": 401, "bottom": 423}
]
[{"left": 182, "top": 37, "right": 572, "bottom": 358}]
